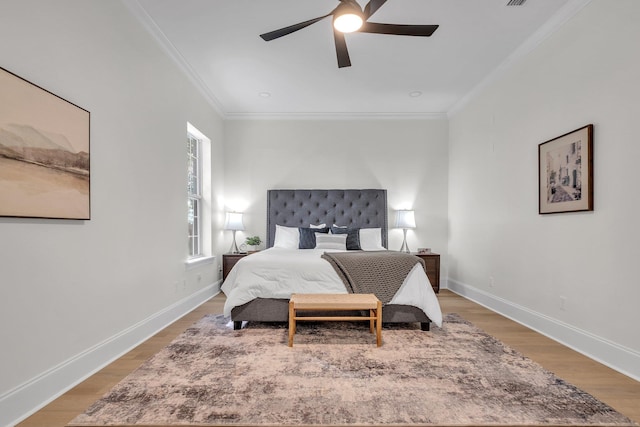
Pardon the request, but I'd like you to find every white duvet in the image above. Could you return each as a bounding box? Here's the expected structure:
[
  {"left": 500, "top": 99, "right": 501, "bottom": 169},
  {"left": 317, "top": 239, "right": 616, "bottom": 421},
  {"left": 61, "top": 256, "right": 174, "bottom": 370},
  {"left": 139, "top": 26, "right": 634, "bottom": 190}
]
[{"left": 221, "top": 247, "right": 443, "bottom": 327}]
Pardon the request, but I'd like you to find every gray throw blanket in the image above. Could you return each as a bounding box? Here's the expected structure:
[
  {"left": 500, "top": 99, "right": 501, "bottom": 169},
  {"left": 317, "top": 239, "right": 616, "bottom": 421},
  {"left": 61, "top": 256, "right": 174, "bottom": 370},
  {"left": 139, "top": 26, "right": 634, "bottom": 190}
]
[{"left": 321, "top": 251, "right": 425, "bottom": 304}]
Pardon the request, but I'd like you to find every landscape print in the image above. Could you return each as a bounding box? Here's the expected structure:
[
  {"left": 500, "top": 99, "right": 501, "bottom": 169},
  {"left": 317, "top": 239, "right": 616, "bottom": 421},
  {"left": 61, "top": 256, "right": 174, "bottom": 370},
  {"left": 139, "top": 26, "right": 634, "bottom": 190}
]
[{"left": 0, "top": 67, "right": 90, "bottom": 219}]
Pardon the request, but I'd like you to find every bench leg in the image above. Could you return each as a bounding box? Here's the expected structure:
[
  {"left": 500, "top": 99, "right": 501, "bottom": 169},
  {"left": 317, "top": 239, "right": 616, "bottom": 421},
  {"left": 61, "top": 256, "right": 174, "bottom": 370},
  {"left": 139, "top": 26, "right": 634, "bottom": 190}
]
[
  {"left": 288, "top": 300, "right": 295, "bottom": 347},
  {"left": 420, "top": 322, "right": 430, "bottom": 331},
  {"left": 376, "top": 300, "right": 382, "bottom": 347},
  {"left": 369, "top": 309, "right": 374, "bottom": 333},
  {"left": 233, "top": 321, "right": 242, "bottom": 330}
]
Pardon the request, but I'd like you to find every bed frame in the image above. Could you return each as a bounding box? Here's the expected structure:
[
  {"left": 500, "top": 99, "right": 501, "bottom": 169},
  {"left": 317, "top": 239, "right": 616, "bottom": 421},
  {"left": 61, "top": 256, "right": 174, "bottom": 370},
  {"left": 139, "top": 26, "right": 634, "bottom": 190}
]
[{"left": 230, "top": 189, "right": 431, "bottom": 330}]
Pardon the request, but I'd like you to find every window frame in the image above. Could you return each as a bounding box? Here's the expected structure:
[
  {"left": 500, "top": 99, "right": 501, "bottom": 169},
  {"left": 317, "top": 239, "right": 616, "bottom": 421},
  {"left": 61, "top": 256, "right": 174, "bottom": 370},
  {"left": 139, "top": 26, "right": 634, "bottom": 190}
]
[{"left": 187, "top": 132, "right": 202, "bottom": 258}]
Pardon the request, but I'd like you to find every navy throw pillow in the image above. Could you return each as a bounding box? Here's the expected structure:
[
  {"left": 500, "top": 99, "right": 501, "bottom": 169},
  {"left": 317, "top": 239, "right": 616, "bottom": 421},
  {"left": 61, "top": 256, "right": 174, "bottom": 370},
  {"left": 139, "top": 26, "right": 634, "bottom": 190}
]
[
  {"left": 299, "top": 227, "right": 329, "bottom": 249},
  {"left": 330, "top": 226, "right": 361, "bottom": 250}
]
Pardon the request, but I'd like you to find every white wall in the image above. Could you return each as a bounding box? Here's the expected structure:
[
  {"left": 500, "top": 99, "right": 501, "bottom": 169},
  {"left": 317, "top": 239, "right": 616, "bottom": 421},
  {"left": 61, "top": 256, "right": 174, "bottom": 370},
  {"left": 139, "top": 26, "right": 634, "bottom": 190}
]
[
  {"left": 448, "top": 0, "right": 640, "bottom": 378},
  {"left": 223, "top": 119, "right": 449, "bottom": 261},
  {"left": 0, "top": 1, "right": 225, "bottom": 423}
]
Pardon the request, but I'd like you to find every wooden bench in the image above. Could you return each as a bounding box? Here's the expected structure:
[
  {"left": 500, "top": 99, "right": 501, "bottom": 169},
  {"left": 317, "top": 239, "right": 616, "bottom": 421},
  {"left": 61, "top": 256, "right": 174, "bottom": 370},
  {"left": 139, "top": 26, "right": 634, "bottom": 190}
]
[{"left": 288, "top": 293, "right": 382, "bottom": 347}]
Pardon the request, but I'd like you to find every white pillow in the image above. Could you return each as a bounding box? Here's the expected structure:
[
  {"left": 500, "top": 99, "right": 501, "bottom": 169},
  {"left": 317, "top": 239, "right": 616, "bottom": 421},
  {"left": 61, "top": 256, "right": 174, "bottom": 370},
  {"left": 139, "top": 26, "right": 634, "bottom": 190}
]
[
  {"left": 359, "top": 228, "right": 385, "bottom": 251},
  {"left": 273, "top": 225, "right": 299, "bottom": 249},
  {"left": 315, "top": 233, "right": 347, "bottom": 250},
  {"left": 310, "top": 223, "right": 326, "bottom": 228}
]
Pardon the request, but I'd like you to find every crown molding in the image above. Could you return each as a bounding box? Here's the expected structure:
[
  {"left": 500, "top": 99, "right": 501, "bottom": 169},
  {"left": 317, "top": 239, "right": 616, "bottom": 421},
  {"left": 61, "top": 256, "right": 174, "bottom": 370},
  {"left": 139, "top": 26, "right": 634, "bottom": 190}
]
[
  {"left": 120, "top": 0, "right": 225, "bottom": 116},
  {"left": 224, "top": 111, "right": 448, "bottom": 121},
  {"left": 447, "top": 0, "right": 593, "bottom": 118}
]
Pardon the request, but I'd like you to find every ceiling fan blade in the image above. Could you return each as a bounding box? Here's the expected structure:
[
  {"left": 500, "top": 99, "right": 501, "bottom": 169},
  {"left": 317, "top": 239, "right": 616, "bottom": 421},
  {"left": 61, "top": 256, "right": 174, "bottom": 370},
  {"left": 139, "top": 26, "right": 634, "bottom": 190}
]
[
  {"left": 359, "top": 22, "right": 439, "bottom": 37},
  {"left": 260, "top": 14, "right": 331, "bottom": 41},
  {"left": 363, "top": 0, "right": 387, "bottom": 19},
  {"left": 333, "top": 29, "right": 352, "bottom": 68}
]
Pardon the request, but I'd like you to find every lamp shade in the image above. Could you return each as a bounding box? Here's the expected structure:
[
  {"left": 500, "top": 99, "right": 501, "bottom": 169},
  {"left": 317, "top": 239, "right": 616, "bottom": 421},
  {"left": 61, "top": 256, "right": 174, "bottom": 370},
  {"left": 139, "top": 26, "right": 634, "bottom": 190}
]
[
  {"left": 395, "top": 210, "right": 416, "bottom": 229},
  {"left": 224, "top": 212, "right": 245, "bottom": 231}
]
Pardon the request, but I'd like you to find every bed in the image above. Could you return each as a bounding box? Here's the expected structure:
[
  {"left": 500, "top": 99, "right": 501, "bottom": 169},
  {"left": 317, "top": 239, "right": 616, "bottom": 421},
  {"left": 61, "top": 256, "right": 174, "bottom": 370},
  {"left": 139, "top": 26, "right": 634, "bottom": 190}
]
[{"left": 221, "top": 189, "right": 442, "bottom": 331}]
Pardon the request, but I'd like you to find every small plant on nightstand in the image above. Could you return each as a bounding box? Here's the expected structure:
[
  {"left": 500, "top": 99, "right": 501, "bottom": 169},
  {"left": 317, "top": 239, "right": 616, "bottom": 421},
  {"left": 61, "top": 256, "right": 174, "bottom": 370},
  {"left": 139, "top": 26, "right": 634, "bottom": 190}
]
[{"left": 245, "top": 236, "right": 262, "bottom": 253}]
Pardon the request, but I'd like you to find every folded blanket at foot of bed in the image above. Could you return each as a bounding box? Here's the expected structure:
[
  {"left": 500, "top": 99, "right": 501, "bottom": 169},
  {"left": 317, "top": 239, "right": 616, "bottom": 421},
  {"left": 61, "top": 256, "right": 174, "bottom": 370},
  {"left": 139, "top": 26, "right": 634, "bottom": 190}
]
[{"left": 321, "top": 251, "right": 424, "bottom": 304}]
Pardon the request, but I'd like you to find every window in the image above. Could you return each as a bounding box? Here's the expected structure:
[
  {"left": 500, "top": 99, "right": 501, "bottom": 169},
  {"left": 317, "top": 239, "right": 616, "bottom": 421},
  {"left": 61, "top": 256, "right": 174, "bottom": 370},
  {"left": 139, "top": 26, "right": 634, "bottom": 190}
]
[
  {"left": 187, "top": 132, "right": 202, "bottom": 257},
  {"left": 186, "top": 122, "right": 212, "bottom": 265}
]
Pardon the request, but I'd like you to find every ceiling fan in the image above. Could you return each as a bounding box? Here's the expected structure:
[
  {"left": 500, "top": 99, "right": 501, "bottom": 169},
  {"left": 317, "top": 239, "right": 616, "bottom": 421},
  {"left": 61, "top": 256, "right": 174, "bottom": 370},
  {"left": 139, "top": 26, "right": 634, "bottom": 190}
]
[{"left": 259, "top": 0, "right": 439, "bottom": 68}]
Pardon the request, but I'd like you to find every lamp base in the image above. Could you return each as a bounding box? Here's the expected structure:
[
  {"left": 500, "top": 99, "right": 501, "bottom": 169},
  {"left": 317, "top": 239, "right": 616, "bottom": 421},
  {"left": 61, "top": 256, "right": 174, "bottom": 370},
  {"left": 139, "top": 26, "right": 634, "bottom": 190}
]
[
  {"left": 228, "top": 230, "right": 240, "bottom": 254},
  {"left": 399, "top": 228, "right": 411, "bottom": 253}
]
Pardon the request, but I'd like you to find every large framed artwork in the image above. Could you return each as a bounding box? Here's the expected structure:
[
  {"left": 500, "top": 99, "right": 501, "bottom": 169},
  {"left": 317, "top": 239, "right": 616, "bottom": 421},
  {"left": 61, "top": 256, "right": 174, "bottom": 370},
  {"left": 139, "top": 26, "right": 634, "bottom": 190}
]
[
  {"left": 539, "top": 124, "right": 593, "bottom": 214},
  {"left": 0, "top": 66, "right": 90, "bottom": 219}
]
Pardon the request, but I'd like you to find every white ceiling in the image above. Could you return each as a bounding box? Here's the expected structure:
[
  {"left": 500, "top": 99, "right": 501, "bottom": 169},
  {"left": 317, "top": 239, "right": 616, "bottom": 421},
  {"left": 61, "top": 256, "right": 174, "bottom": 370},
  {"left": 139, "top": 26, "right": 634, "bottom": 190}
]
[{"left": 125, "top": 0, "right": 589, "bottom": 118}]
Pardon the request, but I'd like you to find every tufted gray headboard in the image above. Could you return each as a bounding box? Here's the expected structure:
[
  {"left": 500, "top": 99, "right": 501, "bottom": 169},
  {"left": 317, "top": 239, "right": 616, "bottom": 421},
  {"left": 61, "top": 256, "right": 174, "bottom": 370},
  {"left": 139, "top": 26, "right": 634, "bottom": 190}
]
[{"left": 266, "top": 189, "right": 388, "bottom": 249}]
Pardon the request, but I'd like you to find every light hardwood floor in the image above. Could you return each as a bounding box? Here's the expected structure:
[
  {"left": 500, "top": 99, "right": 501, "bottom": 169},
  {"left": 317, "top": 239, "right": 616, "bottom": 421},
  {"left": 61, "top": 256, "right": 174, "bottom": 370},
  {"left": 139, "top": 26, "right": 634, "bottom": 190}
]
[{"left": 17, "top": 290, "right": 640, "bottom": 426}]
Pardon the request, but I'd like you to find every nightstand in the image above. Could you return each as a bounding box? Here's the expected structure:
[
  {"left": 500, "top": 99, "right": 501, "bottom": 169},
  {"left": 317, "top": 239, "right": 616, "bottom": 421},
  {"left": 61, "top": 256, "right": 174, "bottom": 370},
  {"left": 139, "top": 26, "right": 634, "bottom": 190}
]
[
  {"left": 222, "top": 253, "right": 248, "bottom": 280},
  {"left": 413, "top": 252, "right": 440, "bottom": 293}
]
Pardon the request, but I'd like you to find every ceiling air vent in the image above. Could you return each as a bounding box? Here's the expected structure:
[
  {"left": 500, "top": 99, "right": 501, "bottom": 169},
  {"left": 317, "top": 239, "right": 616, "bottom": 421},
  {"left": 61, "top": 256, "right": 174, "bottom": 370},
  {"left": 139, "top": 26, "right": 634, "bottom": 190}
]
[{"left": 507, "top": 0, "right": 527, "bottom": 5}]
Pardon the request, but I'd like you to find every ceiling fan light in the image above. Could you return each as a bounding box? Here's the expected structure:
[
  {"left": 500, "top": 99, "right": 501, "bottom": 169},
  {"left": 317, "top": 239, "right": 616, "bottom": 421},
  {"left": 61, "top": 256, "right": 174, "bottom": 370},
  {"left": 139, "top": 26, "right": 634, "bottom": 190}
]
[{"left": 334, "top": 13, "right": 363, "bottom": 33}]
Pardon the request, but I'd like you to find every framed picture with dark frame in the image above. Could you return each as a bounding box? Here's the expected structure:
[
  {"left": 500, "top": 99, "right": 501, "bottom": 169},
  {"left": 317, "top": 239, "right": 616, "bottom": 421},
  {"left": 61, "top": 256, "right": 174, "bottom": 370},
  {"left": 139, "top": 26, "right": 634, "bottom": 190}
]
[
  {"left": 0, "top": 66, "right": 90, "bottom": 220},
  {"left": 538, "top": 124, "right": 593, "bottom": 214}
]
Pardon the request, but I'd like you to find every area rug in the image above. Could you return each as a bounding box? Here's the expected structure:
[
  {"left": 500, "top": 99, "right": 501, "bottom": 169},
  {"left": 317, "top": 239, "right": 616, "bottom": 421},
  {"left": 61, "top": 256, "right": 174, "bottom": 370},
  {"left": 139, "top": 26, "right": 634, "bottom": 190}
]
[{"left": 68, "top": 314, "right": 636, "bottom": 426}]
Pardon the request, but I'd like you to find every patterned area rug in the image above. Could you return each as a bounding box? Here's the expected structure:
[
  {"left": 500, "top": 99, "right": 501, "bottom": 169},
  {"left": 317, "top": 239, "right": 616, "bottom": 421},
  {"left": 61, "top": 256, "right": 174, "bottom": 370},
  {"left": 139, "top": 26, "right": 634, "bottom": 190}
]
[{"left": 69, "top": 314, "right": 636, "bottom": 426}]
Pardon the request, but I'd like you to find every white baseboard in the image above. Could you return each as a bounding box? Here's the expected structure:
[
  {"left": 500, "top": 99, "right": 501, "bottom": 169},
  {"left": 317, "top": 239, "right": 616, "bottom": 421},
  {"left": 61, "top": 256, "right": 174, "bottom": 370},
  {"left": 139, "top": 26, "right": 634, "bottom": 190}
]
[
  {"left": 1, "top": 282, "right": 221, "bottom": 427},
  {"left": 446, "top": 279, "right": 640, "bottom": 382}
]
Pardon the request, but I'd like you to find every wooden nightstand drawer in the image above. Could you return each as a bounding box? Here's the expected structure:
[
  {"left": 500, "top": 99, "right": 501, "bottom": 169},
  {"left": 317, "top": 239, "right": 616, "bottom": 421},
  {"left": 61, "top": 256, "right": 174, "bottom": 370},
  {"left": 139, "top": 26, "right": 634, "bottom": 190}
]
[
  {"left": 222, "top": 253, "right": 248, "bottom": 280},
  {"left": 422, "top": 257, "right": 438, "bottom": 271},
  {"left": 413, "top": 252, "right": 440, "bottom": 293}
]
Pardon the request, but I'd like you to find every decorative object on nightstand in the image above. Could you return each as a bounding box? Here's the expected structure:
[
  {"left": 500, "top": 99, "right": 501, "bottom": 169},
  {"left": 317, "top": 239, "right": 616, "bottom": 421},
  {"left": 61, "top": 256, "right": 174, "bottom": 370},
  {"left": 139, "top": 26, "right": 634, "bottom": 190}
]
[
  {"left": 244, "top": 236, "right": 262, "bottom": 253},
  {"left": 413, "top": 252, "right": 440, "bottom": 293},
  {"left": 394, "top": 209, "right": 416, "bottom": 253},
  {"left": 224, "top": 212, "right": 245, "bottom": 254}
]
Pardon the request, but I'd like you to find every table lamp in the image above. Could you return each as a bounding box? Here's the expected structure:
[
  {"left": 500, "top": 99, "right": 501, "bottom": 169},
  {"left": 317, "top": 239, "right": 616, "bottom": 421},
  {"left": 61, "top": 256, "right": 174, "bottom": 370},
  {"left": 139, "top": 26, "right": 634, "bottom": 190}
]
[{"left": 224, "top": 212, "right": 245, "bottom": 254}]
